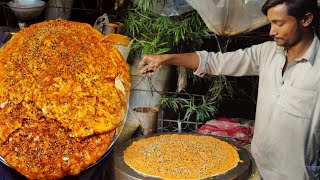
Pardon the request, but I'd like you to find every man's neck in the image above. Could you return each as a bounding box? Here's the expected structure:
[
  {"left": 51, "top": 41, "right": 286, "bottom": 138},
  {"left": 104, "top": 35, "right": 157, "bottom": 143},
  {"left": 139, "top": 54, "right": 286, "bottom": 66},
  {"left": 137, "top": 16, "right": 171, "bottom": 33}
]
[{"left": 287, "top": 32, "right": 314, "bottom": 63}]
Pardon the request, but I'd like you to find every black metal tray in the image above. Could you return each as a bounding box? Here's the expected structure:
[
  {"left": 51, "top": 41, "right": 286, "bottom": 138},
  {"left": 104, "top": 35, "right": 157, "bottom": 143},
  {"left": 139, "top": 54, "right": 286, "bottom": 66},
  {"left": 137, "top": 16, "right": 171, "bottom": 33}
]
[{"left": 115, "top": 132, "right": 252, "bottom": 180}]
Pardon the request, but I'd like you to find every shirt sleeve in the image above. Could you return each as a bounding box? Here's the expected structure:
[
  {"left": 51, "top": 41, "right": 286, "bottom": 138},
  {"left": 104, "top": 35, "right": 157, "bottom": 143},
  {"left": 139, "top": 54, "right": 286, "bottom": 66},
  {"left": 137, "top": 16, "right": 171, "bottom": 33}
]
[{"left": 194, "top": 42, "right": 272, "bottom": 77}]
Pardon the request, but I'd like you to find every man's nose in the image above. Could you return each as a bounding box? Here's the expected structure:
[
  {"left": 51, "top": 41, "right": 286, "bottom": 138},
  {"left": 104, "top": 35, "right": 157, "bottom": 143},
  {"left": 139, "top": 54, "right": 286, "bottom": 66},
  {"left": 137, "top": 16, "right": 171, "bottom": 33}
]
[{"left": 269, "top": 26, "right": 277, "bottom": 37}]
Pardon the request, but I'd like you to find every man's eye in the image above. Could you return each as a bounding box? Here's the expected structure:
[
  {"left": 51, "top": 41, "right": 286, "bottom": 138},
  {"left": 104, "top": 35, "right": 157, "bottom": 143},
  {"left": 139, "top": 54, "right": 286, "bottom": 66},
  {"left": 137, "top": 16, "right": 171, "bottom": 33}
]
[{"left": 275, "top": 22, "right": 284, "bottom": 26}]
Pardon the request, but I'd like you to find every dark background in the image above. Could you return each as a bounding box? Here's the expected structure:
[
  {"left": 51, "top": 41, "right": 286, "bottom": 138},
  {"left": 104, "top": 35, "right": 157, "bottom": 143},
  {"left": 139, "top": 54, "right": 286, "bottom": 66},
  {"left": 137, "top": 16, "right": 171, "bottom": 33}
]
[{"left": 0, "top": 0, "right": 126, "bottom": 27}]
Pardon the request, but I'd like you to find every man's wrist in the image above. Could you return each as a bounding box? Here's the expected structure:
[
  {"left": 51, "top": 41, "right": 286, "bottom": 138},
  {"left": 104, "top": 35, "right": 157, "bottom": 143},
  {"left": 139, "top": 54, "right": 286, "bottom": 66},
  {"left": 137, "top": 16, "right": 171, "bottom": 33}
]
[{"left": 161, "top": 54, "right": 172, "bottom": 65}]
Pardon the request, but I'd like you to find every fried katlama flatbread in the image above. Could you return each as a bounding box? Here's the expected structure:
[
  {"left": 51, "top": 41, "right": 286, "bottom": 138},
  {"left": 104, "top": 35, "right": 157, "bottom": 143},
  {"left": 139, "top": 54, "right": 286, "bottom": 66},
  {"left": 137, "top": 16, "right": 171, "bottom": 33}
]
[
  {"left": 0, "top": 19, "right": 130, "bottom": 140},
  {"left": 0, "top": 118, "right": 114, "bottom": 179},
  {"left": 0, "top": 19, "right": 130, "bottom": 179}
]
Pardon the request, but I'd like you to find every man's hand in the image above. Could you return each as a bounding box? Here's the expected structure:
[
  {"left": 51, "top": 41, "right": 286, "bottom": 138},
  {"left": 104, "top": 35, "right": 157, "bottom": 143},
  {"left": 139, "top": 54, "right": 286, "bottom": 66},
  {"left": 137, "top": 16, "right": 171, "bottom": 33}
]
[
  {"left": 138, "top": 52, "right": 200, "bottom": 76},
  {"left": 138, "top": 54, "right": 166, "bottom": 76}
]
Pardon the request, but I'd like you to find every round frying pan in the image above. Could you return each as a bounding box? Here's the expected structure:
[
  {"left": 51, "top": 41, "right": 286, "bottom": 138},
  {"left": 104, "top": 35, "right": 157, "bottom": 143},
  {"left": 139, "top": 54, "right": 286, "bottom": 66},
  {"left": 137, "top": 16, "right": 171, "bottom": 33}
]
[{"left": 115, "top": 132, "right": 253, "bottom": 180}]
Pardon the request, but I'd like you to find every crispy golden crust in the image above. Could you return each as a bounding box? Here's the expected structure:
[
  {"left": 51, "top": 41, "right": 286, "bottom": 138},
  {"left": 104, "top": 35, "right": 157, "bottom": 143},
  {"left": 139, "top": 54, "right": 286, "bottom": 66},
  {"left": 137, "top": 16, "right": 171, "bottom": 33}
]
[
  {"left": 0, "top": 19, "right": 130, "bottom": 140},
  {"left": 0, "top": 19, "right": 130, "bottom": 179},
  {"left": 0, "top": 118, "right": 114, "bottom": 180},
  {"left": 0, "top": 103, "right": 25, "bottom": 143},
  {"left": 124, "top": 134, "right": 241, "bottom": 179}
]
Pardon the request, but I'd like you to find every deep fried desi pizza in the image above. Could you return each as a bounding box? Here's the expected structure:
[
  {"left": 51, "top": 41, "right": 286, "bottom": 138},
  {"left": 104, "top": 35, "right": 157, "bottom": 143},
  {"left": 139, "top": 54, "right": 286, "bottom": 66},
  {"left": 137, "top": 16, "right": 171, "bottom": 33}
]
[{"left": 0, "top": 19, "right": 130, "bottom": 179}]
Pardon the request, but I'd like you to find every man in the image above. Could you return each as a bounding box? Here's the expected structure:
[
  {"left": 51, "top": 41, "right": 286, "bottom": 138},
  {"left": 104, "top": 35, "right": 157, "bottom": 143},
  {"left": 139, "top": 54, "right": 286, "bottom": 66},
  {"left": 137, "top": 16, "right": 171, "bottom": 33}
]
[{"left": 139, "top": 0, "right": 320, "bottom": 179}]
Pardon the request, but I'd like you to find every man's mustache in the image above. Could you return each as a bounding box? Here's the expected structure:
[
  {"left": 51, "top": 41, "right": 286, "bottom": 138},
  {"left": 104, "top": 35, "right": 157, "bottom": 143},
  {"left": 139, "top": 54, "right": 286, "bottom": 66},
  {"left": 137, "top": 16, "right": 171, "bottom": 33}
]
[{"left": 271, "top": 35, "right": 282, "bottom": 40}]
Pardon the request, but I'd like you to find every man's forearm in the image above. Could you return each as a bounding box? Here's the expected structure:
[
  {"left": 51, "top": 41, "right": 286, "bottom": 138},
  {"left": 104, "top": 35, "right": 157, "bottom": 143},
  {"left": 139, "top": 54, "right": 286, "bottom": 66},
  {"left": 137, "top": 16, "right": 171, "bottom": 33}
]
[
  {"left": 162, "top": 52, "right": 200, "bottom": 70},
  {"left": 139, "top": 52, "right": 200, "bottom": 75}
]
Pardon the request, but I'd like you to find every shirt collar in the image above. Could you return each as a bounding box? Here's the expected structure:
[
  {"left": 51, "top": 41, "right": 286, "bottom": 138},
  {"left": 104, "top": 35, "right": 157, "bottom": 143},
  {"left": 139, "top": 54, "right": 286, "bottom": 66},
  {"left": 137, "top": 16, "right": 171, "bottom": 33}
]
[
  {"left": 276, "top": 45, "right": 285, "bottom": 55},
  {"left": 301, "top": 33, "right": 319, "bottom": 66},
  {"left": 275, "top": 34, "right": 320, "bottom": 66}
]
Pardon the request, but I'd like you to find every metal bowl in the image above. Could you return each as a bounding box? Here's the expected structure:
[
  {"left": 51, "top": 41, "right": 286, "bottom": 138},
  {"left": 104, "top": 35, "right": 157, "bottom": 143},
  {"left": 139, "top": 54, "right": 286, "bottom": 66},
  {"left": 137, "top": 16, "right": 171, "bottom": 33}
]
[
  {"left": 8, "top": 0, "right": 46, "bottom": 21},
  {"left": 0, "top": 156, "right": 9, "bottom": 167}
]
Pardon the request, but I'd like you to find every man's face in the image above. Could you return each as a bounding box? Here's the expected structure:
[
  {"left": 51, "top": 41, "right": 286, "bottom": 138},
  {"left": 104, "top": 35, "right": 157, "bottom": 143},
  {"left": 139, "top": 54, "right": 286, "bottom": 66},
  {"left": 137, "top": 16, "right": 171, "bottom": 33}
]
[{"left": 267, "top": 3, "right": 303, "bottom": 47}]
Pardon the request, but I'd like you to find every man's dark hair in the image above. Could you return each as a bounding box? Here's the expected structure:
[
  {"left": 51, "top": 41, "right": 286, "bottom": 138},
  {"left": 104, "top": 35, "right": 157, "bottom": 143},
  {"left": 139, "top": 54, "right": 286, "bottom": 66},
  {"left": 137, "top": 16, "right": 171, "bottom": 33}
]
[{"left": 262, "top": 0, "right": 319, "bottom": 28}]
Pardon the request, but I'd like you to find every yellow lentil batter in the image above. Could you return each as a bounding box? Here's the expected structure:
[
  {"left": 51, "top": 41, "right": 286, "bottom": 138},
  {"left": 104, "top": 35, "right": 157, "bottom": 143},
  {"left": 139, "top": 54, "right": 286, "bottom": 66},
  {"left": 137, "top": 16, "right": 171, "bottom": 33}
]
[{"left": 124, "top": 134, "right": 241, "bottom": 179}]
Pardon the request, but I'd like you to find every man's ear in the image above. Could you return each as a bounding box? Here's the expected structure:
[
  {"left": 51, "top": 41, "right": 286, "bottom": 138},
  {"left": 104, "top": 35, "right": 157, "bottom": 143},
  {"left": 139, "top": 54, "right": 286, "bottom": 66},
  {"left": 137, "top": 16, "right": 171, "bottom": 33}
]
[{"left": 301, "top": 12, "right": 314, "bottom": 27}]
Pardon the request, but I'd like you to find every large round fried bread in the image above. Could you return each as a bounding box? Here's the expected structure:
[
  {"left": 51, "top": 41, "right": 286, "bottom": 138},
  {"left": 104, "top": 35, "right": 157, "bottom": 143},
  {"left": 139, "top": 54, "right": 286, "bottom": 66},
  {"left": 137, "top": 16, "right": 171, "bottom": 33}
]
[
  {"left": 0, "top": 117, "right": 114, "bottom": 179},
  {"left": 0, "top": 19, "right": 130, "bottom": 179},
  {"left": 0, "top": 19, "right": 130, "bottom": 140}
]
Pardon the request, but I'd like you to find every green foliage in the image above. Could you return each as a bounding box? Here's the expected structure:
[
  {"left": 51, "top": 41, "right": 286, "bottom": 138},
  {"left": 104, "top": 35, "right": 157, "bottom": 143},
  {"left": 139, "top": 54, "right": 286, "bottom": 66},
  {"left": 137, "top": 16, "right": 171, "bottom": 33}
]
[
  {"left": 159, "top": 75, "right": 234, "bottom": 123},
  {"left": 207, "top": 76, "right": 234, "bottom": 102},
  {"left": 123, "top": 0, "right": 233, "bottom": 123},
  {"left": 161, "top": 95, "right": 218, "bottom": 122},
  {"left": 123, "top": 1, "right": 209, "bottom": 58},
  {"left": 160, "top": 96, "right": 189, "bottom": 112}
]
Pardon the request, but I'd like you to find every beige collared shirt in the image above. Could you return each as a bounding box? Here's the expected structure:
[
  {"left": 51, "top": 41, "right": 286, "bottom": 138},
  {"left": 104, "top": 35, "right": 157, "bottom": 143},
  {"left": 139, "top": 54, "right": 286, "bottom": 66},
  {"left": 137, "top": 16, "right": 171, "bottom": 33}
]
[{"left": 195, "top": 35, "right": 320, "bottom": 180}]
